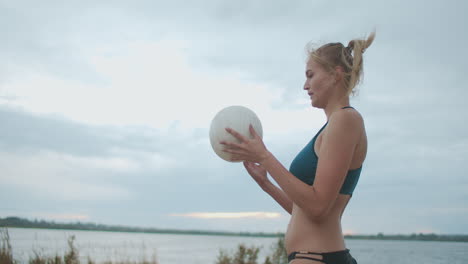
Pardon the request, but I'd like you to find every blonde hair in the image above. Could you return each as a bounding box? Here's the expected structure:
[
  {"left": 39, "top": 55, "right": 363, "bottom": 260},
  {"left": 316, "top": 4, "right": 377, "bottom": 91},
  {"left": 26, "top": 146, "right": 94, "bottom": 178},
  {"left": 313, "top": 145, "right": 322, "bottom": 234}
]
[{"left": 308, "top": 31, "right": 376, "bottom": 96}]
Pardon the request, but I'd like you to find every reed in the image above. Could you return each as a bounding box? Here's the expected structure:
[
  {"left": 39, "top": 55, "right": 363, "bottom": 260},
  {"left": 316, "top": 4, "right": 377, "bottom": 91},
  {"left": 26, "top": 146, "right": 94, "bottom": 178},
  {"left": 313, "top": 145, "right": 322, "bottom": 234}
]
[
  {"left": 0, "top": 229, "right": 15, "bottom": 264},
  {"left": 215, "top": 237, "right": 288, "bottom": 264},
  {"left": 0, "top": 229, "right": 158, "bottom": 264},
  {"left": 1, "top": 227, "right": 287, "bottom": 264}
]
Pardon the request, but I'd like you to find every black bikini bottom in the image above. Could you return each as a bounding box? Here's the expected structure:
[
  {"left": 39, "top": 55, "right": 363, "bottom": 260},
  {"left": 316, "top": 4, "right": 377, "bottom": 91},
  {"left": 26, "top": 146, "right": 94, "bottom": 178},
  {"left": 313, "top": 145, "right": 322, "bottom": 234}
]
[{"left": 288, "top": 249, "right": 357, "bottom": 263}]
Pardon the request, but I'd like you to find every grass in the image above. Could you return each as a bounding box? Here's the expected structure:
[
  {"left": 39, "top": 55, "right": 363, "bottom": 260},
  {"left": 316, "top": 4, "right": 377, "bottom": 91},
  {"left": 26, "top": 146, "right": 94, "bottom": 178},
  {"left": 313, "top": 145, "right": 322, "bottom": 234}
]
[
  {"left": 1, "top": 228, "right": 287, "bottom": 264},
  {"left": 0, "top": 229, "right": 15, "bottom": 264},
  {"left": 215, "top": 237, "right": 288, "bottom": 264},
  {"left": 1, "top": 228, "right": 158, "bottom": 264}
]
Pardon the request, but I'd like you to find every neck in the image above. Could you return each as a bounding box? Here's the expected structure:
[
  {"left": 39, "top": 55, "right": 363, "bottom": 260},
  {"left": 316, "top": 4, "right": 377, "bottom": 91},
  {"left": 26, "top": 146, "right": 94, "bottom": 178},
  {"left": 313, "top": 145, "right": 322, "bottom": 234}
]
[{"left": 324, "top": 96, "right": 350, "bottom": 120}]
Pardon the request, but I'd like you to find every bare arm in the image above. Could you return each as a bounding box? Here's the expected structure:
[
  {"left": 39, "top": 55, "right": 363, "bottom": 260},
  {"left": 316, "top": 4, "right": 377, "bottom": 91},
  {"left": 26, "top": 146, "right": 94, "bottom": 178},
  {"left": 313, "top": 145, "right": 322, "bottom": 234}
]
[
  {"left": 261, "top": 111, "right": 361, "bottom": 220},
  {"left": 262, "top": 181, "right": 293, "bottom": 215},
  {"left": 222, "top": 111, "right": 361, "bottom": 220},
  {"left": 243, "top": 161, "right": 293, "bottom": 214}
]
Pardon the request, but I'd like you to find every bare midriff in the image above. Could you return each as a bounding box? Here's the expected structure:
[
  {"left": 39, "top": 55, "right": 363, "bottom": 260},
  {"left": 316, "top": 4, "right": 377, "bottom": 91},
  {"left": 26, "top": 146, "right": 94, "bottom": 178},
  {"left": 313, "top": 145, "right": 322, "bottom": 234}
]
[{"left": 285, "top": 194, "right": 351, "bottom": 254}]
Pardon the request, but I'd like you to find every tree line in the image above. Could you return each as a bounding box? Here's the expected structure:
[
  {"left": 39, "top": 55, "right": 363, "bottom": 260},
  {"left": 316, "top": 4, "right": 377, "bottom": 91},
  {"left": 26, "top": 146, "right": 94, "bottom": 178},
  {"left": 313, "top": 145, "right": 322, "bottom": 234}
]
[{"left": 1, "top": 216, "right": 467, "bottom": 242}]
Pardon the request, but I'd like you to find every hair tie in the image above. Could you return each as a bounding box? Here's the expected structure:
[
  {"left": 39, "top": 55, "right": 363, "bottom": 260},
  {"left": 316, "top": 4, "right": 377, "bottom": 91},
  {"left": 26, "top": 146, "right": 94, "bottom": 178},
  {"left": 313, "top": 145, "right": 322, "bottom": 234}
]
[{"left": 344, "top": 44, "right": 353, "bottom": 64}]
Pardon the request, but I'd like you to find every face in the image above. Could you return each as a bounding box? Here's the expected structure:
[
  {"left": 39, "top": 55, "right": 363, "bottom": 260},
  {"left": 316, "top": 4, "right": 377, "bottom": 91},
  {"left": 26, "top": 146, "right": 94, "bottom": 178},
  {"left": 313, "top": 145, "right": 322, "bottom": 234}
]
[{"left": 303, "top": 59, "right": 335, "bottom": 108}]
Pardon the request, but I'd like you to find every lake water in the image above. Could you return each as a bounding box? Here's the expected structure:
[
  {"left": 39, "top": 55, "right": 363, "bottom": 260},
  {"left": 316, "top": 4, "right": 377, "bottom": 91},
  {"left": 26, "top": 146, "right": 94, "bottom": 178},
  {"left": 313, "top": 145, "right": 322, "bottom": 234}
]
[{"left": 4, "top": 228, "right": 468, "bottom": 264}]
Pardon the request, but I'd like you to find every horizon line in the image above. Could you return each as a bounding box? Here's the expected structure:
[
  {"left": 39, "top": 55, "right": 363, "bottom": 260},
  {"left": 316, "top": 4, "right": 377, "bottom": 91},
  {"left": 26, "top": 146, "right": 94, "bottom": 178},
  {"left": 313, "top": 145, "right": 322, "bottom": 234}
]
[{"left": 1, "top": 216, "right": 468, "bottom": 237}]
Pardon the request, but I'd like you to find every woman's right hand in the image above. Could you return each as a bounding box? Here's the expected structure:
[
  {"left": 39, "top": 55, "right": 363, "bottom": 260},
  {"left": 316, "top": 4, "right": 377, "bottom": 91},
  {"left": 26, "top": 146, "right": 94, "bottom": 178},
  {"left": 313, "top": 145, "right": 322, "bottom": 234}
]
[{"left": 243, "top": 161, "right": 269, "bottom": 189}]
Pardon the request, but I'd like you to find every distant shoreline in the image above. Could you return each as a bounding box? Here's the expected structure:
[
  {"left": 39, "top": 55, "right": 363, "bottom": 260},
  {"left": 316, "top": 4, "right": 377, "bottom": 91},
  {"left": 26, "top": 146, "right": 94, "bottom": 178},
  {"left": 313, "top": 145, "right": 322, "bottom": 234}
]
[{"left": 2, "top": 216, "right": 467, "bottom": 242}]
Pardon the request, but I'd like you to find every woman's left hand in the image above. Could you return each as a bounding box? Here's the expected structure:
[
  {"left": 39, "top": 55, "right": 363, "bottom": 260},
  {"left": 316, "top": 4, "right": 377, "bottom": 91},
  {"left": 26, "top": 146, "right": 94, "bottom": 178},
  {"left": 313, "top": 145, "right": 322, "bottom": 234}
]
[{"left": 220, "top": 124, "right": 271, "bottom": 163}]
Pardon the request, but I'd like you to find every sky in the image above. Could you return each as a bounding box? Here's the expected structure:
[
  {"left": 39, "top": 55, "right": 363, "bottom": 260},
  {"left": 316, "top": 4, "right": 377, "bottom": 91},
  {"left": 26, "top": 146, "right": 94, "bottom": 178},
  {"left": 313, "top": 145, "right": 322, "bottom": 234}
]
[{"left": 1, "top": 0, "right": 467, "bottom": 235}]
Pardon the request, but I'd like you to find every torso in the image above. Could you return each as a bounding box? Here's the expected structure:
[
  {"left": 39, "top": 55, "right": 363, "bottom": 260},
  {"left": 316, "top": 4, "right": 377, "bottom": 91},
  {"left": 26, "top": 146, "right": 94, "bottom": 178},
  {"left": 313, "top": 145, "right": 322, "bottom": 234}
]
[{"left": 285, "top": 112, "right": 367, "bottom": 255}]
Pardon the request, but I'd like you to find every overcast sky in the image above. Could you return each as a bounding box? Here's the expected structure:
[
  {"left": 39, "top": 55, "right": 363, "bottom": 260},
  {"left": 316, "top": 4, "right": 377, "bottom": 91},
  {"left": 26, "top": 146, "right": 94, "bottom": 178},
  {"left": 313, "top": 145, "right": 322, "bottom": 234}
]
[{"left": 1, "top": 0, "right": 467, "bottom": 235}]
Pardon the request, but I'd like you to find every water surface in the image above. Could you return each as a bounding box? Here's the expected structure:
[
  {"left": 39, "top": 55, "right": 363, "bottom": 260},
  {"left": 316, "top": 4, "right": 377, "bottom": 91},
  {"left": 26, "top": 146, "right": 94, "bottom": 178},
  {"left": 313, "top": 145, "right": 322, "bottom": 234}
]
[{"left": 6, "top": 228, "right": 468, "bottom": 264}]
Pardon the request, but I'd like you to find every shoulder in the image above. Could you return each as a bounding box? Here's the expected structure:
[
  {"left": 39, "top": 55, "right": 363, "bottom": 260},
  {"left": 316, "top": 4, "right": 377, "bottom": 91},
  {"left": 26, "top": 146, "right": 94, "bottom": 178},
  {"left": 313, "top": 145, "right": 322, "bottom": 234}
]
[
  {"left": 329, "top": 108, "right": 363, "bottom": 128},
  {"left": 326, "top": 108, "right": 364, "bottom": 140}
]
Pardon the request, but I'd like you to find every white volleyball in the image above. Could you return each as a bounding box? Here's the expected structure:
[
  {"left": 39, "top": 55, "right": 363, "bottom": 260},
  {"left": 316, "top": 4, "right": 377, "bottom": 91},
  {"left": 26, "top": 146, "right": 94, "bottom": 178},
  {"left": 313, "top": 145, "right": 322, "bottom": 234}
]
[{"left": 209, "top": 106, "right": 263, "bottom": 162}]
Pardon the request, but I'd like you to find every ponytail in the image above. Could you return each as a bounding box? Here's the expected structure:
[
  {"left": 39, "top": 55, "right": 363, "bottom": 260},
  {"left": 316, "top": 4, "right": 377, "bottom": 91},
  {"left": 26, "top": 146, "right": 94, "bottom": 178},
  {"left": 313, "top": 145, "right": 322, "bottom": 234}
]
[{"left": 345, "top": 31, "right": 375, "bottom": 96}]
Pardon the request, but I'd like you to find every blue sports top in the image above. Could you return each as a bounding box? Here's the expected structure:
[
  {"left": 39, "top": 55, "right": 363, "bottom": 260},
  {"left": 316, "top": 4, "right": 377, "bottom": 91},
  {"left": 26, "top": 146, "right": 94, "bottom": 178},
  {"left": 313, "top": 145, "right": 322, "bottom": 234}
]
[{"left": 289, "top": 107, "right": 362, "bottom": 195}]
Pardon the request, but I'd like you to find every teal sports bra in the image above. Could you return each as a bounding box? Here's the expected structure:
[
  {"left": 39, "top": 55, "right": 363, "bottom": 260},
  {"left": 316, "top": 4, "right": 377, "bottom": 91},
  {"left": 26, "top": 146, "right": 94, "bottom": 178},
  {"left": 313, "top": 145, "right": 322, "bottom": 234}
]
[{"left": 289, "top": 108, "right": 362, "bottom": 195}]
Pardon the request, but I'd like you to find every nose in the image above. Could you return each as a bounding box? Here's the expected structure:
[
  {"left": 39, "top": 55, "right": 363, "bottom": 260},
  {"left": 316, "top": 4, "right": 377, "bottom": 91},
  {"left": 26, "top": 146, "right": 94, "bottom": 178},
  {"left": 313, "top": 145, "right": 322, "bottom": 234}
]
[{"left": 303, "top": 80, "right": 309, "bottom": 91}]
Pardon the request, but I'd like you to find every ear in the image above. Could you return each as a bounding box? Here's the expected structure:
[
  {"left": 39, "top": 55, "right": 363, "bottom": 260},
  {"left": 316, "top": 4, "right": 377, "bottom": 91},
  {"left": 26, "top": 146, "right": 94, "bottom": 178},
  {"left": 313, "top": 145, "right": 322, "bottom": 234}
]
[{"left": 334, "top": 66, "right": 345, "bottom": 83}]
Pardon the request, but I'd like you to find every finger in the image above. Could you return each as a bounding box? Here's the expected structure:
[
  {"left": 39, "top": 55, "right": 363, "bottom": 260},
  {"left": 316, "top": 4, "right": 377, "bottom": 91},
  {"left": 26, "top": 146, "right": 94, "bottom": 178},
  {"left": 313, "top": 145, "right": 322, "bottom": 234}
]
[
  {"left": 243, "top": 161, "right": 253, "bottom": 172},
  {"left": 249, "top": 124, "right": 259, "bottom": 138},
  {"left": 249, "top": 162, "right": 264, "bottom": 172},
  {"left": 244, "top": 161, "right": 255, "bottom": 170},
  {"left": 225, "top": 127, "right": 249, "bottom": 142},
  {"left": 230, "top": 154, "right": 244, "bottom": 162},
  {"left": 219, "top": 140, "right": 242, "bottom": 150},
  {"left": 221, "top": 148, "right": 235, "bottom": 154},
  {"left": 245, "top": 161, "right": 261, "bottom": 171},
  {"left": 222, "top": 148, "right": 247, "bottom": 158}
]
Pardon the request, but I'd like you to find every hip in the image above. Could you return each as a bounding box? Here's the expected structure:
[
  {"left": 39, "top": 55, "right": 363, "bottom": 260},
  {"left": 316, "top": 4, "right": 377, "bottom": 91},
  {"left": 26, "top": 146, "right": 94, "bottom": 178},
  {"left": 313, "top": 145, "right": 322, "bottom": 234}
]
[
  {"left": 288, "top": 249, "right": 357, "bottom": 264},
  {"left": 285, "top": 207, "right": 346, "bottom": 254}
]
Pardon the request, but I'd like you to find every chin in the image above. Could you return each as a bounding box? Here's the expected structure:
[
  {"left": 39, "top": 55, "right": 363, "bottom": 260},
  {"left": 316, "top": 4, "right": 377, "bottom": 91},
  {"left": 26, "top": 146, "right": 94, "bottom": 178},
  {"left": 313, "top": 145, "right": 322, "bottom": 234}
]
[{"left": 311, "top": 100, "right": 321, "bottom": 109}]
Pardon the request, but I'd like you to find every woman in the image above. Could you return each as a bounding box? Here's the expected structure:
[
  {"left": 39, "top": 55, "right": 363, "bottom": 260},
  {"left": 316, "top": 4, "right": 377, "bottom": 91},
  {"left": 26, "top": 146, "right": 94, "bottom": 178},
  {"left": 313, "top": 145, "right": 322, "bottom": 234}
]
[{"left": 221, "top": 32, "right": 375, "bottom": 264}]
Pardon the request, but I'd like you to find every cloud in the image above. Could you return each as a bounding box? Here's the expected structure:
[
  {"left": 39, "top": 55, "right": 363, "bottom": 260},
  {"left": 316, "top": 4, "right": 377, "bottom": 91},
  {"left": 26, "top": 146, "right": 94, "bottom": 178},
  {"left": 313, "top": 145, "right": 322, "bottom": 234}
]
[
  {"left": 0, "top": 150, "right": 134, "bottom": 201},
  {"left": 170, "top": 212, "right": 282, "bottom": 219},
  {"left": 1, "top": 0, "right": 468, "bottom": 234},
  {"left": 343, "top": 229, "right": 357, "bottom": 236},
  {"left": 0, "top": 106, "right": 177, "bottom": 165},
  {"left": 39, "top": 213, "right": 91, "bottom": 221},
  {"left": 1, "top": 37, "right": 305, "bottom": 133},
  {"left": 415, "top": 228, "right": 440, "bottom": 234}
]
